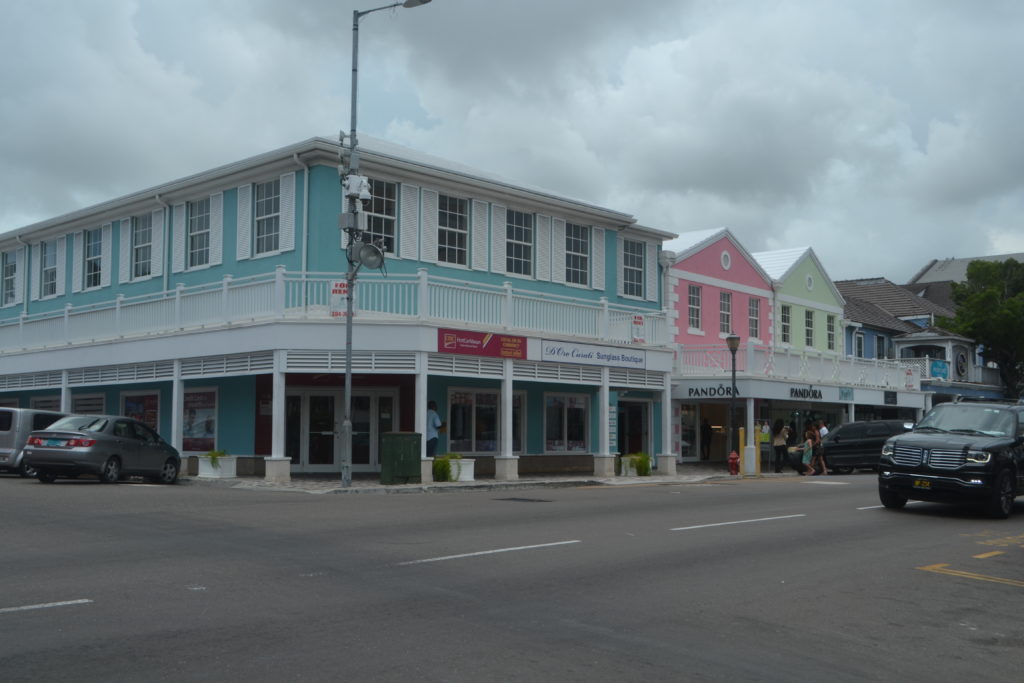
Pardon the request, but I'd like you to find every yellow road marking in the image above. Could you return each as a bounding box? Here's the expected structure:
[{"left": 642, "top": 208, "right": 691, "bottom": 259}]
[
  {"left": 918, "top": 563, "right": 1024, "bottom": 588},
  {"left": 973, "top": 551, "right": 1004, "bottom": 559}
]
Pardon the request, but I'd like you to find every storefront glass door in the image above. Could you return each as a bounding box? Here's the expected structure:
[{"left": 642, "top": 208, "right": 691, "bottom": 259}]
[{"left": 286, "top": 389, "right": 397, "bottom": 473}]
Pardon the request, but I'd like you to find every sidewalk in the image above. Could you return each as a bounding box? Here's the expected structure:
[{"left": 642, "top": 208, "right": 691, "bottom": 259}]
[{"left": 179, "top": 463, "right": 798, "bottom": 495}]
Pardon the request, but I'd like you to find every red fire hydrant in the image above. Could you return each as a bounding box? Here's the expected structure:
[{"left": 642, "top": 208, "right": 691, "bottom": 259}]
[{"left": 728, "top": 450, "right": 740, "bottom": 476}]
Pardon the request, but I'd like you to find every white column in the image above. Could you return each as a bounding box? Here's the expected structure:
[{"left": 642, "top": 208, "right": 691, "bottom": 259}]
[
  {"left": 265, "top": 349, "right": 291, "bottom": 483},
  {"left": 416, "top": 351, "right": 433, "bottom": 483},
  {"left": 494, "top": 358, "right": 518, "bottom": 480},
  {"left": 743, "top": 396, "right": 758, "bottom": 475},
  {"left": 848, "top": 402, "right": 856, "bottom": 424},
  {"left": 60, "top": 371, "right": 71, "bottom": 413},
  {"left": 594, "top": 366, "right": 615, "bottom": 476},
  {"left": 171, "top": 360, "right": 183, "bottom": 453},
  {"left": 656, "top": 373, "right": 674, "bottom": 475}
]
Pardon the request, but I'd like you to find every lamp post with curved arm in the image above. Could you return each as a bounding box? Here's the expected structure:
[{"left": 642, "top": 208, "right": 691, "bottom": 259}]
[{"left": 726, "top": 333, "right": 741, "bottom": 461}]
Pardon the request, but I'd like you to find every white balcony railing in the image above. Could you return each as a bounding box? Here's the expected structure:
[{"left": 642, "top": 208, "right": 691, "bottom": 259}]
[
  {"left": 676, "top": 343, "right": 923, "bottom": 391},
  {"left": 899, "top": 356, "right": 1002, "bottom": 386},
  {"left": 0, "top": 267, "right": 669, "bottom": 353}
]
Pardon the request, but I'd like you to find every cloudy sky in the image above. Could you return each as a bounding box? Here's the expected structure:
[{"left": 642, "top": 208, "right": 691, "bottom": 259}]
[{"left": 2, "top": 0, "right": 1022, "bottom": 282}]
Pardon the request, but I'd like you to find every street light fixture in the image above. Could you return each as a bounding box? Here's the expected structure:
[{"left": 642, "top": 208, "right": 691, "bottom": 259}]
[
  {"left": 339, "top": 0, "right": 432, "bottom": 487},
  {"left": 725, "top": 333, "right": 741, "bottom": 461}
]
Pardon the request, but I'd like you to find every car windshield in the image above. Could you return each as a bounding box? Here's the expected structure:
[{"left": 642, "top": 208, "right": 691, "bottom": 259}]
[
  {"left": 47, "top": 416, "right": 109, "bottom": 432},
  {"left": 916, "top": 405, "right": 1016, "bottom": 437}
]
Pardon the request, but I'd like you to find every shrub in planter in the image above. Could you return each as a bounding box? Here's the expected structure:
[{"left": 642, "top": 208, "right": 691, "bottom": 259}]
[
  {"left": 432, "top": 454, "right": 463, "bottom": 482},
  {"left": 627, "top": 452, "right": 652, "bottom": 476}
]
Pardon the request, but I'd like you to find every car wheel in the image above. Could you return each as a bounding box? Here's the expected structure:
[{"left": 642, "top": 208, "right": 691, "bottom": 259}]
[
  {"left": 99, "top": 457, "right": 122, "bottom": 484},
  {"left": 879, "top": 487, "right": 907, "bottom": 510},
  {"left": 156, "top": 459, "right": 179, "bottom": 485},
  {"left": 19, "top": 459, "right": 37, "bottom": 478},
  {"left": 37, "top": 470, "right": 57, "bottom": 483},
  {"left": 831, "top": 466, "right": 854, "bottom": 475},
  {"left": 984, "top": 469, "right": 1014, "bottom": 519}
]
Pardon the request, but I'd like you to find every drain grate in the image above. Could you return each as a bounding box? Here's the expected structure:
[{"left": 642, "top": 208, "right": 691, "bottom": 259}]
[{"left": 494, "top": 497, "right": 554, "bottom": 503}]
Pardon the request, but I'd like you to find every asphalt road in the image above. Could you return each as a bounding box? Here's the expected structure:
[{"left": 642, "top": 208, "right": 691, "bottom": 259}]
[{"left": 1, "top": 472, "right": 1022, "bottom": 682}]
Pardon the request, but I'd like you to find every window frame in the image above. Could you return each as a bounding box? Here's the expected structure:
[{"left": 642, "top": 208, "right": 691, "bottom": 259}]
[
  {"left": 544, "top": 392, "right": 589, "bottom": 454},
  {"left": 780, "top": 305, "right": 791, "bottom": 344},
  {"left": 446, "top": 388, "right": 525, "bottom": 455},
  {"left": 687, "top": 284, "right": 702, "bottom": 330},
  {"left": 1, "top": 251, "right": 16, "bottom": 306},
  {"left": 254, "top": 178, "right": 281, "bottom": 256},
  {"left": 719, "top": 291, "right": 732, "bottom": 334},
  {"left": 505, "top": 209, "right": 533, "bottom": 276},
  {"left": 132, "top": 214, "right": 153, "bottom": 279},
  {"left": 364, "top": 178, "right": 397, "bottom": 254},
  {"left": 827, "top": 315, "right": 836, "bottom": 351},
  {"left": 83, "top": 227, "right": 103, "bottom": 290},
  {"left": 564, "top": 222, "right": 590, "bottom": 286},
  {"left": 622, "top": 239, "right": 644, "bottom": 298},
  {"left": 188, "top": 197, "right": 211, "bottom": 269},
  {"left": 855, "top": 333, "right": 865, "bottom": 358},
  {"left": 437, "top": 193, "right": 469, "bottom": 266},
  {"left": 748, "top": 297, "right": 760, "bottom": 340},
  {"left": 804, "top": 310, "right": 814, "bottom": 346}
]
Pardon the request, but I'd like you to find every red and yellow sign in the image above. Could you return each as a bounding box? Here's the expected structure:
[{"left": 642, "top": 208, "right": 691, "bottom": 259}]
[{"left": 438, "top": 329, "right": 526, "bottom": 359}]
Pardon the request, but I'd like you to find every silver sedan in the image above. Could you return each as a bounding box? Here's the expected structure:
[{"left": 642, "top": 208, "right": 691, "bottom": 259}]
[{"left": 24, "top": 415, "right": 181, "bottom": 484}]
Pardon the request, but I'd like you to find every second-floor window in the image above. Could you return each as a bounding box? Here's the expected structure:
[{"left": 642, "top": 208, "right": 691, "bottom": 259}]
[
  {"left": 2, "top": 251, "right": 16, "bottom": 305},
  {"left": 876, "top": 335, "right": 886, "bottom": 359},
  {"left": 188, "top": 198, "right": 211, "bottom": 268},
  {"left": 133, "top": 214, "right": 152, "bottom": 279},
  {"left": 780, "top": 305, "right": 791, "bottom": 344},
  {"left": 438, "top": 194, "right": 468, "bottom": 265},
  {"left": 749, "top": 297, "right": 760, "bottom": 340},
  {"left": 84, "top": 228, "right": 102, "bottom": 289},
  {"left": 365, "top": 178, "right": 397, "bottom": 253},
  {"left": 255, "top": 179, "right": 280, "bottom": 255},
  {"left": 855, "top": 333, "right": 865, "bottom": 358},
  {"left": 688, "top": 285, "right": 701, "bottom": 330},
  {"left": 719, "top": 291, "right": 732, "bottom": 334},
  {"left": 622, "top": 239, "right": 644, "bottom": 298},
  {"left": 827, "top": 315, "right": 836, "bottom": 351},
  {"left": 805, "top": 310, "right": 815, "bottom": 346},
  {"left": 506, "top": 210, "right": 533, "bottom": 276},
  {"left": 565, "top": 223, "right": 589, "bottom": 285}
]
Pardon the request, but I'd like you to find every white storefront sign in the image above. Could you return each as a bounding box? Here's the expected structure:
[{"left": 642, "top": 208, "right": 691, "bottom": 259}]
[{"left": 541, "top": 340, "right": 647, "bottom": 370}]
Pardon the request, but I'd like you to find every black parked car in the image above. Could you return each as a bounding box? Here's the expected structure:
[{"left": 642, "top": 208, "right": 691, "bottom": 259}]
[
  {"left": 822, "top": 420, "right": 912, "bottom": 473},
  {"left": 23, "top": 415, "right": 180, "bottom": 484},
  {"left": 878, "top": 400, "right": 1024, "bottom": 518}
]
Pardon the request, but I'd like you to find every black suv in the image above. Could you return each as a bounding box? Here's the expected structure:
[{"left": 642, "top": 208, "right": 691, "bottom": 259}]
[
  {"left": 877, "top": 400, "right": 1024, "bottom": 518},
  {"left": 822, "top": 420, "right": 912, "bottom": 473}
]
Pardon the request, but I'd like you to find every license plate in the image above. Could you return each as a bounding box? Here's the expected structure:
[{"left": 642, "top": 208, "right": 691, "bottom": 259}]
[
  {"left": 913, "top": 479, "right": 931, "bottom": 490},
  {"left": 45, "top": 439, "right": 65, "bottom": 447}
]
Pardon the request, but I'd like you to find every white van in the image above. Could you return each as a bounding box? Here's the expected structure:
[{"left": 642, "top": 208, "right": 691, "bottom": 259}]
[{"left": 0, "top": 408, "right": 69, "bottom": 477}]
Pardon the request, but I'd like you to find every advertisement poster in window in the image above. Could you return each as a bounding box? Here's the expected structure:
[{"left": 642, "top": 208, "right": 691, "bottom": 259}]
[
  {"left": 123, "top": 392, "right": 159, "bottom": 432},
  {"left": 183, "top": 390, "right": 217, "bottom": 453}
]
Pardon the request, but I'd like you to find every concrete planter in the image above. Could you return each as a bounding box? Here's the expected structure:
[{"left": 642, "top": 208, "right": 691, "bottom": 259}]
[
  {"left": 451, "top": 458, "right": 475, "bottom": 482},
  {"left": 197, "top": 455, "right": 237, "bottom": 479}
]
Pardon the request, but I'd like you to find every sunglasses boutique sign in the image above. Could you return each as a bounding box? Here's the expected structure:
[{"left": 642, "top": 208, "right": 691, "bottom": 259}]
[{"left": 541, "top": 340, "right": 647, "bottom": 370}]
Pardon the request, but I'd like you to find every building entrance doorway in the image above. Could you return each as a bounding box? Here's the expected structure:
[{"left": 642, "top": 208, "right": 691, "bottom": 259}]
[
  {"left": 286, "top": 389, "right": 398, "bottom": 473},
  {"left": 617, "top": 400, "right": 650, "bottom": 457}
]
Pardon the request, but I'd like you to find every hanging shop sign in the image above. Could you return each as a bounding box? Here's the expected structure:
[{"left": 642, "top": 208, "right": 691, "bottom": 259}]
[
  {"left": 541, "top": 340, "right": 647, "bottom": 369},
  {"left": 930, "top": 359, "right": 950, "bottom": 380},
  {"left": 439, "top": 329, "right": 526, "bottom": 359},
  {"left": 839, "top": 387, "right": 854, "bottom": 402}
]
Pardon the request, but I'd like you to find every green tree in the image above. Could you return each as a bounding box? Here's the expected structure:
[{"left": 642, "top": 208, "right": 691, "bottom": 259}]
[{"left": 943, "top": 259, "right": 1024, "bottom": 398}]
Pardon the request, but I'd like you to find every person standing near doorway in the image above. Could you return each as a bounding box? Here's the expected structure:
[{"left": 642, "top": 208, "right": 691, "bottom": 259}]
[
  {"left": 700, "top": 418, "right": 712, "bottom": 460},
  {"left": 771, "top": 419, "right": 790, "bottom": 473},
  {"left": 426, "top": 400, "right": 444, "bottom": 459}
]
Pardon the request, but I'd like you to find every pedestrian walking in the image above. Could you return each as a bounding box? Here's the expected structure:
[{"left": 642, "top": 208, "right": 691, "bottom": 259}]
[
  {"left": 426, "top": 400, "right": 444, "bottom": 459},
  {"left": 771, "top": 419, "right": 789, "bottom": 473}
]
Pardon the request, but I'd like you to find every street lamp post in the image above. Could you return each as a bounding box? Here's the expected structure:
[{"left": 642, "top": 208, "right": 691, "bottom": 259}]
[
  {"left": 339, "top": 0, "right": 432, "bottom": 487},
  {"left": 726, "top": 333, "right": 741, "bottom": 459}
]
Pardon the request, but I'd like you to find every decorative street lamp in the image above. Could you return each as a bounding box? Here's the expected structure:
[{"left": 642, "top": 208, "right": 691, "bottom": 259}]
[
  {"left": 339, "top": 0, "right": 432, "bottom": 487},
  {"left": 725, "top": 332, "right": 741, "bottom": 461}
]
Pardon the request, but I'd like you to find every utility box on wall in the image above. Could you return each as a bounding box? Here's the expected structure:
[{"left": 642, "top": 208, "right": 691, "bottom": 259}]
[{"left": 379, "top": 432, "right": 422, "bottom": 484}]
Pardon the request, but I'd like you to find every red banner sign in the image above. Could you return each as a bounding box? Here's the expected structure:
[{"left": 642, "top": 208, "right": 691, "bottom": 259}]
[{"left": 438, "top": 329, "right": 526, "bottom": 359}]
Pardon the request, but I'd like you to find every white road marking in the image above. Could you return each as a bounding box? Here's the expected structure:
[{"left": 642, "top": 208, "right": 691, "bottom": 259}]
[
  {"left": 670, "top": 514, "right": 805, "bottom": 532},
  {"left": 803, "top": 480, "right": 849, "bottom": 485},
  {"left": 397, "top": 540, "right": 581, "bottom": 566},
  {"left": 0, "top": 599, "right": 93, "bottom": 614}
]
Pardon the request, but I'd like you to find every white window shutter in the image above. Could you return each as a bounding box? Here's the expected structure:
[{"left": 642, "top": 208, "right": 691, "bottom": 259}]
[
  {"left": 151, "top": 208, "right": 165, "bottom": 277},
  {"left": 471, "top": 200, "right": 488, "bottom": 271},
  {"left": 421, "top": 189, "right": 438, "bottom": 264},
  {"left": 55, "top": 236, "right": 66, "bottom": 296},
  {"left": 13, "top": 247, "right": 24, "bottom": 305},
  {"left": 72, "top": 232, "right": 83, "bottom": 293},
  {"left": 491, "top": 204, "right": 506, "bottom": 275},
  {"left": 592, "top": 227, "right": 605, "bottom": 290},
  {"left": 30, "top": 245, "right": 40, "bottom": 301},
  {"left": 552, "top": 218, "right": 566, "bottom": 285},
  {"left": 172, "top": 204, "right": 186, "bottom": 273},
  {"left": 646, "top": 243, "right": 658, "bottom": 302},
  {"left": 210, "top": 193, "right": 223, "bottom": 266},
  {"left": 616, "top": 236, "right": 624, "bottom": 297},
  {"left": 399, "top": 183, "right": 420, "bottom": 260},
  {"left": 100, "top": 223, "right": 112, "bottom": 288},
  {"left": 236, "top": 184, "right": 251, "bottom": 261},
  {"left": 280, "top": 172, "right": 295, "bottom": 253},
  {"left": 536, "top": 214, "right": 551, "bottom": 282},
  {"left": 119, "top": 218, "right": 131, "bottom": 283}
]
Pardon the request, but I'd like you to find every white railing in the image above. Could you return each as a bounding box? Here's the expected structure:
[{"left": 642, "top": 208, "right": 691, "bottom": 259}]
[
  {"left": 677, "top": 343, "right": 922, "bottom": 390},
  {"left": 0, "top": 267, "right": 669, "bottom": 352},
  {"left": 900, "top": 356, "right": 1002, "bottom": 386}
]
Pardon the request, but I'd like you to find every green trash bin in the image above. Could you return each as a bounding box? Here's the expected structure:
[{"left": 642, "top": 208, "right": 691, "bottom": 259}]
[{"left": 379, "top": 432, "right": 422, "bottom": 484}]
